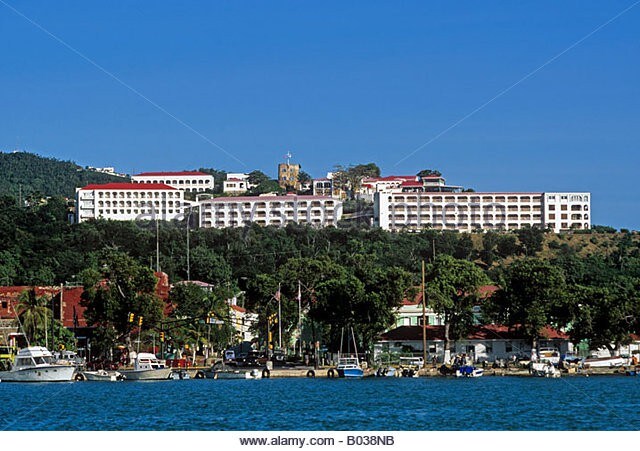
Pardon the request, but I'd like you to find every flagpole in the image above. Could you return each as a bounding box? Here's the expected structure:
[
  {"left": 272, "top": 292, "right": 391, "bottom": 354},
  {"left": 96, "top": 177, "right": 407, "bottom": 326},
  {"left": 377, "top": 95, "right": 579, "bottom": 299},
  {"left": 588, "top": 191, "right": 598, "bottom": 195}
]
[
  {"left": 297, "top": 280, "right": 302, "bottom": 357},
  {"left": 277, "top": 283, "right": 282, "bottom": 350}
]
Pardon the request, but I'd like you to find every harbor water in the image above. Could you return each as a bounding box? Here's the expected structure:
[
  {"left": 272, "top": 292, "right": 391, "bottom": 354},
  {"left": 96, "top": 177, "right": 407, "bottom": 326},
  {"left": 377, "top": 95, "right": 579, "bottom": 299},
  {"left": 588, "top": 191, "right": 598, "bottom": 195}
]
[{"left": 1, "top": 376, "right": 639, "bottom": 431}]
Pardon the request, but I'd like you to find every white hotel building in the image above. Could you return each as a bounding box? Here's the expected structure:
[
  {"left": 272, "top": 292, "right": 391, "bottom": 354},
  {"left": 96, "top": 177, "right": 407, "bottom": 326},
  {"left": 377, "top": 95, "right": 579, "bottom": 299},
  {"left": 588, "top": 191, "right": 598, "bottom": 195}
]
[
  {"left": 375, "top": 191, "right": 590, "bottom": 233},
  {"left": 76, "top": 183, "right": 185, "bottom": 223},
  {"left": 198, "top": 195, "right": 342, "bottom": 229},
  {"left": 132, "top": 171, "right": 214, "bottom": 193}
]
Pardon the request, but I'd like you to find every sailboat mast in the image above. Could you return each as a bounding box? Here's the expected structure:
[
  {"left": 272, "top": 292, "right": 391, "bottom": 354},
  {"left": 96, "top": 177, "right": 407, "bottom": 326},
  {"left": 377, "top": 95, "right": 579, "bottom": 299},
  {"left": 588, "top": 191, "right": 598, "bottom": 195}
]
[{"left": 351, "top": 327, "right": 359, "bottom": 363}]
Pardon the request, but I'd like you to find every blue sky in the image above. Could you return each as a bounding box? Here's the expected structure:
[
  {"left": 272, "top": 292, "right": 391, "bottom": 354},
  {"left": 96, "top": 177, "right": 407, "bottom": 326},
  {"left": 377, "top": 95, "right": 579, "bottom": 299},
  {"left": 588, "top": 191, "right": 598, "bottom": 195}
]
[{"left": 1, "top": 1, "right": 639, "bottom": 229}]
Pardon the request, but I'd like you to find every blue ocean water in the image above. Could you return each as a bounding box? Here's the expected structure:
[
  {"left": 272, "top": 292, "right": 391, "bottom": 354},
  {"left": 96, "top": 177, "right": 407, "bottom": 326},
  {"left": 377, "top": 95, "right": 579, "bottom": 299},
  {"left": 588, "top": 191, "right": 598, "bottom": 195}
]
[{"left": 0, "top": 376, "right": 638, "bottom": 431}]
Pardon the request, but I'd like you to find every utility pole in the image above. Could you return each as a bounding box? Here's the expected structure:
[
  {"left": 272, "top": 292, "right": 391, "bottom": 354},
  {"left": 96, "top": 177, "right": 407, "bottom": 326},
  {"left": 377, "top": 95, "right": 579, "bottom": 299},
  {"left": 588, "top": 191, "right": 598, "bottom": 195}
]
[
  {"left": 186, "top": 207, "right": 191, "bottom": 281},
  {"left": 422, "top": 260, "right": 427, "bottom": 369}
]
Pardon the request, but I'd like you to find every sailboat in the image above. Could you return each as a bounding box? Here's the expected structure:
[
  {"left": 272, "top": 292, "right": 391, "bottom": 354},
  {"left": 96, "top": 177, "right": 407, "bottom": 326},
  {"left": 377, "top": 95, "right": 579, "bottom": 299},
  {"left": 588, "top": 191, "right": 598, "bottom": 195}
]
[{"left": 336, "top": 327, "right": 364, "bottom": 378}]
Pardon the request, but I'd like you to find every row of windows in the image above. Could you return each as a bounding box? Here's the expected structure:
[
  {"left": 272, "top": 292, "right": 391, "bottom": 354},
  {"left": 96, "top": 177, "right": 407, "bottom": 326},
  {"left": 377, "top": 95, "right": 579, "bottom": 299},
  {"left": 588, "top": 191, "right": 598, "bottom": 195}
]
[
  {"left": 548, "top": 204, "right": 589, "bottom": 211},
  {"left": 548, "top": 213, "right": 589, "bottom": 220},
  {"left": 203, "top": 201, "right": 335, "bottom": 209},
  {"left": 389, "top": 214, "right": 542, "bottom": 221},
  {"left": 547, "top": 194, "right": 589, "bottom": 202},
  {"left": 96, "top": 201, "right": 181, "bottom": 207},
  {"left": 389, "top": 195, "right": 543, "bottom": 203},
  {"left": 92, "top": 191, "right": 180, "bottom": 199},
  {"left": 134, "top": 179, "right": 211, "bottom": 185},
  {"left": 96, "top": 209, "right": 180, "bottom": 215},
  {"left": 391, "top": 205, "right": 542, "bottom": 212}
]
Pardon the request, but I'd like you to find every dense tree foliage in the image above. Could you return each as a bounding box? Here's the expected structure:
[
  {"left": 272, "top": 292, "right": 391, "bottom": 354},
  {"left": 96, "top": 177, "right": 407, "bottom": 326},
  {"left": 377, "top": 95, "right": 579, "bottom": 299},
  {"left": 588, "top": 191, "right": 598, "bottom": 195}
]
[
  {"left": 2, "top": 188, "right": 640, "bottom": 359},
  {"left": 426, "top": 255, "right": 490, "bottom": 362},
  {"left": 0, "top": 151, "right": 128, "bottom": 199}
]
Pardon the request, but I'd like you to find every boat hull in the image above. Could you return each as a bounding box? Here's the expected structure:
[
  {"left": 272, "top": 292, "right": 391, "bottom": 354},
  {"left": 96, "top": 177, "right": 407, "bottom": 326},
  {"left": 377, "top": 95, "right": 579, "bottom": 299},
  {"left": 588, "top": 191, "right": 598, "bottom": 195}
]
[
  {"left": 455, "top": 366, "right": 484, "bottom": 378},
  {"left": 119, "top": 367, "right": 173, "bottom": 381},
  {"left": 210, "top": 369, "right": 262, "bottom": 380},
  {"left": 584, "top": 357, "right": 624, "bottom": 368},
  {"left": 82, "top": 370, "right": 124, "bottom": 382},
  {"left": 337, "top": 368, "right": 364, "bottom": 378},
  {"left": 0, "top": 365, "right": 76, "bottom": 382}
]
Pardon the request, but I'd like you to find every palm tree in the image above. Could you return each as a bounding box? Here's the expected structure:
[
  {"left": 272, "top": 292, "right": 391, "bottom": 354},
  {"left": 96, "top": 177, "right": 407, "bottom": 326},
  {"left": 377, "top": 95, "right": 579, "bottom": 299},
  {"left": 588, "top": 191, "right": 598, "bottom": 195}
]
[{"left": 15, "top": 289, "right": 52, "bottom": 345}]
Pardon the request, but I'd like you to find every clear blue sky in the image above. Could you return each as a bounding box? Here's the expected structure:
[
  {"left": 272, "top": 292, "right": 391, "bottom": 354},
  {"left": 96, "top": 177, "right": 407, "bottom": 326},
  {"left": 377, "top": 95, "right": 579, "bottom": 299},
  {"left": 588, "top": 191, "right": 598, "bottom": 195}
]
[{"left": 1, "top": 1, "right": 639, "bottom": 229}]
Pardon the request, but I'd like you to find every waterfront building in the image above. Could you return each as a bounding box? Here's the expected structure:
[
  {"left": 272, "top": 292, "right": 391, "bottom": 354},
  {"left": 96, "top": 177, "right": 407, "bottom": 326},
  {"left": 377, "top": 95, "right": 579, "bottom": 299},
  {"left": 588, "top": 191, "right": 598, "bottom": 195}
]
[
  {"left": 375, "top": 325, "right": 573, "bottom": 363},
  {"left": 197, "top": 195, "right": 342, "bottom": 229},
  {"left": 75, "top": 183, "right": 185, "bottom": 223},
  {"left": 132, "top": 171, "right": 214, "bottom": 193},
  {"left": 375, "top": 191, "right": 590, "bottom": 233}
]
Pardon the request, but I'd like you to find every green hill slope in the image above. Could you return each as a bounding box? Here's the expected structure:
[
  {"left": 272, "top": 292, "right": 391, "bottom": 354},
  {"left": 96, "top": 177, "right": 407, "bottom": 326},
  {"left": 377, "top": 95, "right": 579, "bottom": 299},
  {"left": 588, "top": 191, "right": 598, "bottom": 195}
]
[{"left": 0, "top": 151, "right": 129, "bottom": 199}]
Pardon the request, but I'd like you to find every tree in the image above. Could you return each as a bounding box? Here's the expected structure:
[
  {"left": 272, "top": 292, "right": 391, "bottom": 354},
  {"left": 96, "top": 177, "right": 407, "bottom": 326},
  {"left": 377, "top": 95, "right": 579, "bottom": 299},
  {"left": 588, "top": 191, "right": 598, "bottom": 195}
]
[
  {"left": 80, "top": 250, "right": 165, "bottom": 358},
  {"left": 417, "top": 169, "right": 442, "bottom": 178},
  {"left": 484, "top": 258, "right": 569, "bottom": 355},
  {"left": 169, "top": 282, "right": 235, "bottom": 355},
  {"left": 426, "top": 255, "right": 490, "bottom": 363},
  {"left": 16, "top": 289, "right": 52, "bottom": 345},
  {"left": 515, "top": 226, "right": 545, "bottom": 255},
  {"left": 568, "top": 279, "right": 640, "bottom": 354},
  {"left": 188, "top": 246, "right": 232, "bottom": 286}
]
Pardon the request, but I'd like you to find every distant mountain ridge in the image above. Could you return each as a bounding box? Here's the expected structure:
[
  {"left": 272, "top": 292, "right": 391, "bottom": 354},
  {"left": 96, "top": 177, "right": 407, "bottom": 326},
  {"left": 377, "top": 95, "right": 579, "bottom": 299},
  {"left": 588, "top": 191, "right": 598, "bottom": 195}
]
[{"left": 0, "top": 151, "right": 130, "bottom": 199}]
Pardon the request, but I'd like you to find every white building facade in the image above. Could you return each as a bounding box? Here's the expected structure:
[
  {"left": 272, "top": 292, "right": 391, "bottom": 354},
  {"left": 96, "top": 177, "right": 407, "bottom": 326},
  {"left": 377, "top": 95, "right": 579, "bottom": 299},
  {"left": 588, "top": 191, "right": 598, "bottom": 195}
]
[
  {"left": 76, "top": 183, "right": 185, "bottom": 223},
  {"left": 132, "top": 171, "right": 214, "bottom": 193},
  {"left": 222, "top": 173, "right": 252, "bottom": 194},
  {"left": 198, "top": 195, "right": 342, "bottom": 229},
  {"left": 375, "top": 191, "right": 590, "bottom": 233}
]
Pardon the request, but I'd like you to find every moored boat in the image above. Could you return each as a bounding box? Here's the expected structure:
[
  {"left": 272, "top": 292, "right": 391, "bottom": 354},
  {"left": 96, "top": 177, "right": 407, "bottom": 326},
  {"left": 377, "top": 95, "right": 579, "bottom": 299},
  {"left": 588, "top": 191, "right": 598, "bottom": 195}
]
[
  {"left": 0, "top": 346, "right": 76, "bottom": 382},
  {"left": 530, "top": 362, "right": 561, "bottom": 378},
  {"left": 455, "top": 365, "right": 484, "bottom": 378},
  {"left": 583, "top": 355, "right": 625, "bottom": 368},
  {"left": 80, "top": 369, "right": 125, "bottom": 382},
  {"left": 336, "top": 357, "right": 364, "bottom": 378},
  {"left": 119, "top": 353, "right": 173, "bottom": 381}
]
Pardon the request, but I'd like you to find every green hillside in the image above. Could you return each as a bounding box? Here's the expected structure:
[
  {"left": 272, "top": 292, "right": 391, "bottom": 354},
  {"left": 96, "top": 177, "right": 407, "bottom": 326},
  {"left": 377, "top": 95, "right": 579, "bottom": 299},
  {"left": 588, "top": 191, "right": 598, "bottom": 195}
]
[{"left": 0, "top": 151, "right": 129, "bottom": 199}]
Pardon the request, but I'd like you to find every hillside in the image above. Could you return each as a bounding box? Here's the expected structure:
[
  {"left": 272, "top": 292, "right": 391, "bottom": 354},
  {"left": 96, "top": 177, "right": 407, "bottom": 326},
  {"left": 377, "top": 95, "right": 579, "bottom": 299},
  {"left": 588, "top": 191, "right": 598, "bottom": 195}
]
[{"left": 0, "top": 151, "right": 129, "bottom": 199}]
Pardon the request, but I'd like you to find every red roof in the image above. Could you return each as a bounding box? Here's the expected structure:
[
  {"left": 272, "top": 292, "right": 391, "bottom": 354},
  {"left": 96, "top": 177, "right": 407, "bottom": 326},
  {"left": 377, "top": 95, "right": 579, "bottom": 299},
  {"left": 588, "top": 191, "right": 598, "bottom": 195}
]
[
  {"left": 379, "top": 324, "right": 569, "bottom": 342},
  {"left": 134, "top": 171, "right": 209, "bottom": 177},
  {"left": 81, "top": 183, "right": 177, "bottom": 191},
  {"left": 230, "top": 305, "right": 246, "bottom": 313}
]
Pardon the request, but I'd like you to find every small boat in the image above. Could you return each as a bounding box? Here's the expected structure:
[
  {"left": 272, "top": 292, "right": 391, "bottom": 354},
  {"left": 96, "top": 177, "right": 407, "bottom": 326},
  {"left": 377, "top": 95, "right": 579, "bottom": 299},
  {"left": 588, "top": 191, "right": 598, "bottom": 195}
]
[
  {"left": 538, "top": 347, "right": 560, "bottom": 366},
  {"left": 530, "top": 362, "right": 561, "bottom": 378},
  {"left": 212, "top": 368, "right": 262, "bottom": 380},
  {"left": 335, "top": 327, "right": 364, "bottom": 378},
  {"left": 336, "top": 357, "right": 364, "bottom": 378},
  {"left": 81, "top": 369, "right": 125, "bottom": 382},
  {"left": 583, "top": 355, "right": 625, "bottom": 368},
  {"left": 202, "top": 361, "right": 262, "bottom": 380},
  {"left": 0, "top": 346, "right": 76, "bottom": 382},
  {"left": 399, "top": 357, "right": 423, "bottom": 378},
  {"left": 455, "top": 365, "right": 484, "bottom": 378},
  {"left": 119, "top": 353, "right": 173, "bottom": 381},
  {"left": 376, "top": 366, "right": 398, "bottom": 377}
]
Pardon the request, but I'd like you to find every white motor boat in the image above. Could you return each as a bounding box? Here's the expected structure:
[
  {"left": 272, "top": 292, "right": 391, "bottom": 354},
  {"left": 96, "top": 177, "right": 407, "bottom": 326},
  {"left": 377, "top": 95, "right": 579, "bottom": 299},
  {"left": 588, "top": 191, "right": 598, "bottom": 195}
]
[
  {"left": 119, "top": 353, "right": 173, "bottom": 381},
  {"left": 531, "top": 362, "right": 561, "bottom": 378},
  {"left": 80, "top": 369, "right": 125, "bottom": 382},
  {"left": 583, "top": 355, "right": 625, "bottom": 368},
  {"left": 0, "top": 346, "right": 76, "bottom": 382},
  {"left": 455, "top": 365, "right": 484, "bottom": 378},
  {"left": 203, "top": 361, "right": 262, "bottom": 380}
]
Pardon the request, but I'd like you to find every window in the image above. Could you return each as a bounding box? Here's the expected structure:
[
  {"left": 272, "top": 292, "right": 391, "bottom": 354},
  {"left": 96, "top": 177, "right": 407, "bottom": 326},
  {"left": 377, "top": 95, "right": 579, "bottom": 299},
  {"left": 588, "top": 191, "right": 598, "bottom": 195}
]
[
  {"left": 548, "top": 205, "right": 555, "bottom": 211},
  {"left": 506, "top": 343, "right": 513, "bottom": 353}
]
